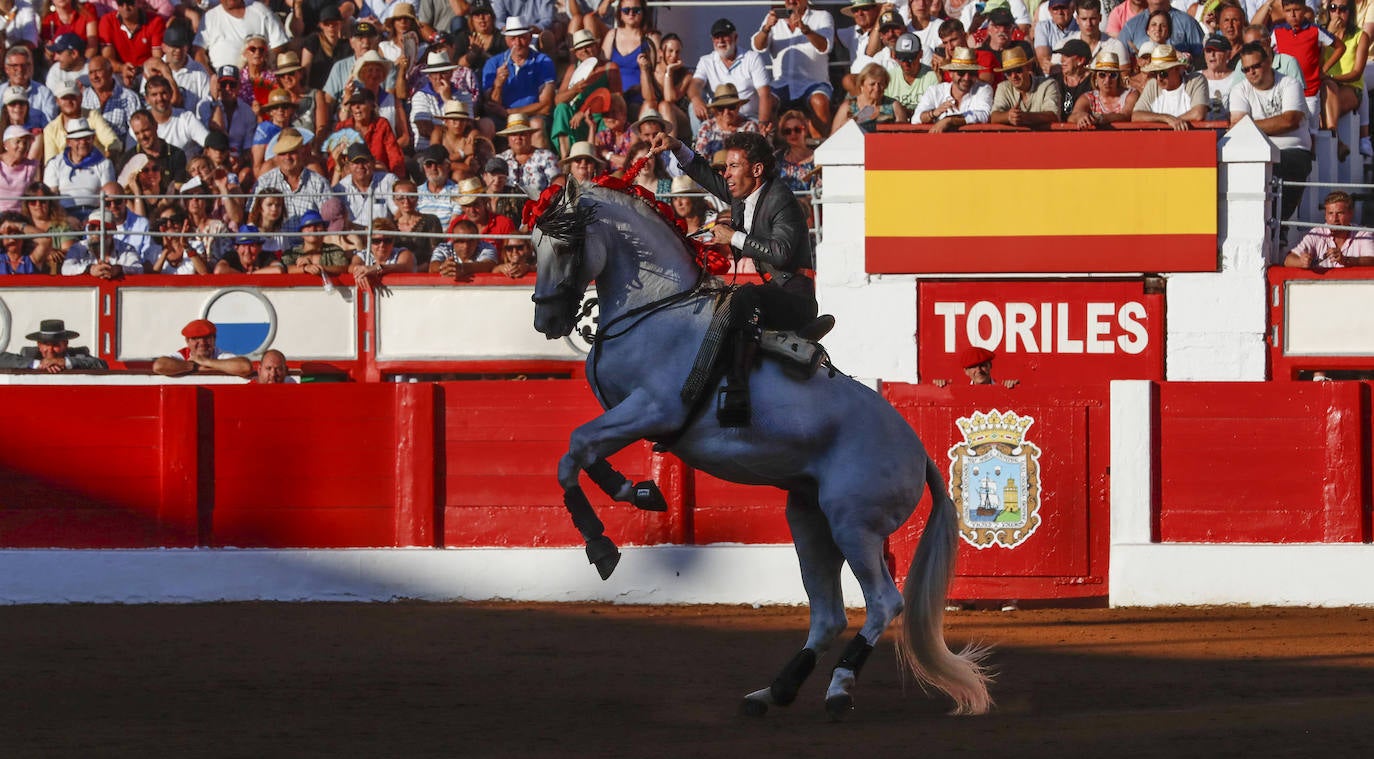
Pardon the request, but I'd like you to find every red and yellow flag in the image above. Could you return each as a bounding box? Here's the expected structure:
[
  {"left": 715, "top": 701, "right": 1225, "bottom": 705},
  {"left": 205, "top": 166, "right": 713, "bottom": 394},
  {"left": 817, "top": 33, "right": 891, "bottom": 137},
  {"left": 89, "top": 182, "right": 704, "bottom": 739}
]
[{"left": 864, "top": 131, "right": 1218, "bottom": 274}]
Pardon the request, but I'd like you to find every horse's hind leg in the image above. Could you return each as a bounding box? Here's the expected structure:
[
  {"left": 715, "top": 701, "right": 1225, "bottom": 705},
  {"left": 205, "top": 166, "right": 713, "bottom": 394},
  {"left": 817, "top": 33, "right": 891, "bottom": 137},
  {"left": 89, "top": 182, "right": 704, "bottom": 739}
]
[
  {"left": 821, "top": 521, "right": 905, "bottom": 721},
  {"left": 741, "top": 491, "right": 848, "bottom": 717}
]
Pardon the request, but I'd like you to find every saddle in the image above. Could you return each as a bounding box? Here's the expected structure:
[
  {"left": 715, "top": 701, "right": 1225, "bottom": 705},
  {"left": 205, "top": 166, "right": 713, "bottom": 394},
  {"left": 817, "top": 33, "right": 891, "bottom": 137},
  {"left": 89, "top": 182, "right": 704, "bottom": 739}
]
[{"left": 678, "top": 288, "right": 834, "bottom": 429}]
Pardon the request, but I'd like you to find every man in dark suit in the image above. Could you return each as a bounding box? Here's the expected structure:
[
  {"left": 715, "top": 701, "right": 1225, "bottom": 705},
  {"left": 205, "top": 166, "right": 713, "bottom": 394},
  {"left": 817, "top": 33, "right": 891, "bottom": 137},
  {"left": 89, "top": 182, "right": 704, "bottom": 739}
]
[
  {"left": 0, "top": 320, "right": 109, "bottom": 373},
  {"left": 649, "top": 130, "right": 828, "bottom": 336},
  {"left": 650, "top": 130, "right": 832, "bottom": 425}
]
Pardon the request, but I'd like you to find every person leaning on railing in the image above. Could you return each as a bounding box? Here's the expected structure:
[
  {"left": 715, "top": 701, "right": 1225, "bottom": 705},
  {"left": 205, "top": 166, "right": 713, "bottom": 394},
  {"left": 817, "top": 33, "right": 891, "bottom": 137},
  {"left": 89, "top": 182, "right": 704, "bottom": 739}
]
[
  {"left": 0, "top": 211, "right": 61, "bottom": 275},
  {"left": 1281, "top": 190, "right": 1374, "bottom": 270}
]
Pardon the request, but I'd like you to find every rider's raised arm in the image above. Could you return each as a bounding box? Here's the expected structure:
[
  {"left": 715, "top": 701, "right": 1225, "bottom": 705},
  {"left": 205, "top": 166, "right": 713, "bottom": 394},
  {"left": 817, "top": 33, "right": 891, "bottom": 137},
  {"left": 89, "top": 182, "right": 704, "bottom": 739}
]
[{"left": 670, "top": 141, "right": 732, "bottom": 206}]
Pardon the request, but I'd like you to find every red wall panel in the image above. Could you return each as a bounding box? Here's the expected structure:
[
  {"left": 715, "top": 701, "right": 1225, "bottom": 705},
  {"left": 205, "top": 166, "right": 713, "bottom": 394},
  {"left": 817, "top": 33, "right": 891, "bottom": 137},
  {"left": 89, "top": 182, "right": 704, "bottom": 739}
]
[
  {"left": 0, "top": 386, "right": 198, "bottom": 547},
  {"left": 883, "top": 383, "right": 1110, "bottom": 600},
  {"left": 1157, "top": 382, "right": 1369, "bottom": 543}
]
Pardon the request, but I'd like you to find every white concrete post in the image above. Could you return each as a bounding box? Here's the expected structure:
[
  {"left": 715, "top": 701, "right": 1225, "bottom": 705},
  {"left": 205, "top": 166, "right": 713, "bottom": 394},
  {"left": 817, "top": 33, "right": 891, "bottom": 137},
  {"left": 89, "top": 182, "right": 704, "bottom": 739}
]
[
  {"left": 813, "top": 122, "right": 919, "bottom": 384},
  {"left": 1163, "top": 117, "right": 1274, "bottom": 381}
]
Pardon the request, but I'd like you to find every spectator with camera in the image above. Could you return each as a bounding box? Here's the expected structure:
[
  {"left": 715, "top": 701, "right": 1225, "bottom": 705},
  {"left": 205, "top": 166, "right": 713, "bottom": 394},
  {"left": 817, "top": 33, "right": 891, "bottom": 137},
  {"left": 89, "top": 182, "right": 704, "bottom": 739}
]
[{"left": 752, "top": 0, "right": 835, "bottom": 138}]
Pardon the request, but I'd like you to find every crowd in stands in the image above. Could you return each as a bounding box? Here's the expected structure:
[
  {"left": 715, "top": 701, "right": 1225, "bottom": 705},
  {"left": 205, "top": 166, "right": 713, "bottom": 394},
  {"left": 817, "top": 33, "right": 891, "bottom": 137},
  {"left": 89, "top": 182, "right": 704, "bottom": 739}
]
[{"left": 0, "top": 0, "right": 1369, "bottom": 279}]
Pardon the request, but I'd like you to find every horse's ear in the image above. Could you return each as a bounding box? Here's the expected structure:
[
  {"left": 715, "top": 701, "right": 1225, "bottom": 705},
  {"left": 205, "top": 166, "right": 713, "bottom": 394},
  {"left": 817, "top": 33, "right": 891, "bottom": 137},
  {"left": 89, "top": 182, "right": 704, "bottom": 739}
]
[
  {"left": 563, "top": 177, "right": 582, "bottom": 206},
  {"left": 516, "top": 182, "right": 540, "bottom": 202}
]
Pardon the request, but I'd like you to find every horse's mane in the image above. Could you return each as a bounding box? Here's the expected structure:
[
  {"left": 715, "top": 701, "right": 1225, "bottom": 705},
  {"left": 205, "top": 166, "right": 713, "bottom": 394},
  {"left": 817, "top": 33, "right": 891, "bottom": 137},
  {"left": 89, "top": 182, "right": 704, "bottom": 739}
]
[{"left": 530, "top": 161, "right": 730, "bottom": 274}]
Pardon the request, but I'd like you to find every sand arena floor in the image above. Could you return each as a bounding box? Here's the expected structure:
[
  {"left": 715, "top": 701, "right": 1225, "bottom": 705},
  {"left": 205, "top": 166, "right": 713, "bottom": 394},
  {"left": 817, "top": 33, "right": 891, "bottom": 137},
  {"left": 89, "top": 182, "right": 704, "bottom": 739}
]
[{"left": 2, "top": 603, "right": 1372, "bottom": 758}]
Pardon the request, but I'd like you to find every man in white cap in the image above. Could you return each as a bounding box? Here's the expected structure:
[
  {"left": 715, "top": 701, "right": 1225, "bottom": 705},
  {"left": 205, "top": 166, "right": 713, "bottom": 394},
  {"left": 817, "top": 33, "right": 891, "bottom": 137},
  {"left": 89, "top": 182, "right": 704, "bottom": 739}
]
[
  {"left": 913, "top": 47, "right": 993, "bottom": 131},
  {"left": 44, "top": 118, "right": 115, "bottom": 219},
  {"left": 0, "top": 319, "right": 108, "bottom": 372},
  {"left": 61, "top": 208, "right": 145, "bottom": 277},
  {"left": 1130, "top": 44, "right": 1207, "bottom": 130},
  {"left": 41, "top": 82, "right": 121, "bottom": 164},
  {"left": 691, "top": 18, "right": 774, "bottom": 132},
  {"left": 197, "top": 0, "right": 290, "bottom": 71},
  {"left": 3, "top": 48, "right": 57, "bottom": 121},
  {"left": 481, "top": 16, "right": 556, "bottom": 130}
]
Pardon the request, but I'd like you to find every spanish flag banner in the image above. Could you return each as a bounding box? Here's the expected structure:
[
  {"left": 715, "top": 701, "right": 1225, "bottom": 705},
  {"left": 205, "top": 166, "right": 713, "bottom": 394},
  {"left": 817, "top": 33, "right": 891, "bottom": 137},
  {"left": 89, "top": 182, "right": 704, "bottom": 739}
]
[{"left": 865, "top": 131, "right": 1218, "bottom": 274}]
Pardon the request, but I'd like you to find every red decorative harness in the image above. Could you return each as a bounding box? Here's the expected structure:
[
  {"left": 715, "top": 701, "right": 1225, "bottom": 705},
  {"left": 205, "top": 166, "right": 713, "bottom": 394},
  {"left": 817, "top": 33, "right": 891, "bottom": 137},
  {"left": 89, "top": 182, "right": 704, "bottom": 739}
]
[{"left": 524, "top": 156, "right": 732, "bottom": 276}]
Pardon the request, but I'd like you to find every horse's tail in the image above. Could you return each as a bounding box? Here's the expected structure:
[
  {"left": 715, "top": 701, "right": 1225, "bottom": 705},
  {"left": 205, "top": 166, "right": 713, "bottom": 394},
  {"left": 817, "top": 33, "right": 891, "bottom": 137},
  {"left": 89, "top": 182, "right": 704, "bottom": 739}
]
[{"left": 896, "top": 456, "right": 994, "bottom": 716}]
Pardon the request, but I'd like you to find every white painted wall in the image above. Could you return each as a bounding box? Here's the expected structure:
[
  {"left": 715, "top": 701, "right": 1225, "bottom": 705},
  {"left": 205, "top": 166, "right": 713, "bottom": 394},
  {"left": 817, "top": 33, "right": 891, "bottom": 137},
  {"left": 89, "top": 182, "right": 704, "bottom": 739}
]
[{"left": 375, "top": 285, "right": 587, "bottom": 361}]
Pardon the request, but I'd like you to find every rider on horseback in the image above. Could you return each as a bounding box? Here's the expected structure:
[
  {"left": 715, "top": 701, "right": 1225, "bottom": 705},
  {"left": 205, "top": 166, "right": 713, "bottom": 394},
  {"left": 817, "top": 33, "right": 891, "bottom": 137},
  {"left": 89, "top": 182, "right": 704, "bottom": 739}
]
[{"left": 649, "top": 131, "right": 834, "bottom": 425}]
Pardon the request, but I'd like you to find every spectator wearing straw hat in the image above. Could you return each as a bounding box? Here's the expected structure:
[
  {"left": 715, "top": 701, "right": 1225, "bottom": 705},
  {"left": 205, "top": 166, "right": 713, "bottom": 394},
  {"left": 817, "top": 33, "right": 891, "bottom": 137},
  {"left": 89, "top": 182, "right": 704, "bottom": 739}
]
[
  {"left": 1131, "top": 44, "right": 1207, "bottom": 130},
  {"left": 152, "top": 318, "right": 253, "bottom": 377},
  {"left": 495, "top": 112, "right": 559, "bottom": 193},
  {"left": 379, "top": 3, "right": 421, "bottom": 72},
  {"left": 250, "top": 87, "right": 298, "bottom": 176},
  {"left": 990, "top": 44, "right": 1064, "bottom": 126},
  {"left": 839, "top": 0, "right": 886, "bottom": 95},
  {"left": 324, "top": 19, "right": 394, "bottom": 106},
  {"left": 437, "top": 99, "right": 480, "bottom": 164},
  {"left": 481, "top": 16, "right": 556, "bottom": 129},
  {"left": 44, "top": 118, "right": 114, "bottom": 220},
  {"left": 914, "top": 47, "right": 993, "bottom": 131},
  {"left": 253, "top": 127, "right": 330, "bottom": 231},
  {"left": 343, "top": 50, "right": 407, "bottom": 147},
  {"left": 692, "top": 83, "right": 759, "bottom": 157},
  {"left": 1057, "top": 1, "right": 1131, "bottom": 75},
  {"left": 449, "top": 175, "right": 516, "bottom": 246},
  {"left": 0, "top": 319, "right": 108, "bottom": 372},
  {"left": 560, "top": 140, "right": 605, "bottom": 183},
  {"left": 61, "top": 208, "right": 144, "bottom": 277},
  {"left": 1068, "top": 52, "right": 1140, "bottom": 128},
  {"left": 551, "top": 27, "right": 623, "bottom": 158},
  {"left": 411, "top": 50, "right": 461, "bottom": 153}
]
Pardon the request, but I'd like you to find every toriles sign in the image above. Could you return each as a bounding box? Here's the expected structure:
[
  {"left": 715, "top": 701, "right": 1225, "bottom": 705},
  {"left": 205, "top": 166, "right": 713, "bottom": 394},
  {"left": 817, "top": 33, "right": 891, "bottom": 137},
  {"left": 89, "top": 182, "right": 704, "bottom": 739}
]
[
  {"left": 864, "top": 131, "right": 1218, "bottom": 274},
  {"left": 918, "top": 280, "right": 1165, "bottom": 384}
]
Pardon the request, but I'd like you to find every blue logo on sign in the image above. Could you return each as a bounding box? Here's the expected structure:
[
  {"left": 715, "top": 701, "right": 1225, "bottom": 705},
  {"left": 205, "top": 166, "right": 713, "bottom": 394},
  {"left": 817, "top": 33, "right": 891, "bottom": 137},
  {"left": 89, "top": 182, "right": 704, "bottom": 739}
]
[{"left": 203, "top": 289, "right": 277, "bottom": 356}]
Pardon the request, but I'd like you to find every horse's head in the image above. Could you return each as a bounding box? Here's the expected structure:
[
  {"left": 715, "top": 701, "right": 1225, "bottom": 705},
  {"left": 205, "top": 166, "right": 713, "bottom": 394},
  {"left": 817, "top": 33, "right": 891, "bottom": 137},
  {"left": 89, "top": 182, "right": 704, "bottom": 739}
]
[{"left": 531, "top": 179, "right": 600, "bottom": 339}]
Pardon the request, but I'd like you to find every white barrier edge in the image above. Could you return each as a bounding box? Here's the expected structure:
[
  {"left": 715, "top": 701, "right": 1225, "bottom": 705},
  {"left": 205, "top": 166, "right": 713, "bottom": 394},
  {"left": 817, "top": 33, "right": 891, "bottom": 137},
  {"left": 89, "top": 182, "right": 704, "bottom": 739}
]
[{"left": 0, "top": 546, "right": 865, "bottom": 606}]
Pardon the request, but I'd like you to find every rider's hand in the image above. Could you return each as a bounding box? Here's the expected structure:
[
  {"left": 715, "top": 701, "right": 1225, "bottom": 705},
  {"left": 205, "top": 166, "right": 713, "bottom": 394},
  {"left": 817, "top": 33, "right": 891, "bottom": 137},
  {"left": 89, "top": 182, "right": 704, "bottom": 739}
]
[{"left": 647, "top": 132, "right": 679, "bottom": 156}]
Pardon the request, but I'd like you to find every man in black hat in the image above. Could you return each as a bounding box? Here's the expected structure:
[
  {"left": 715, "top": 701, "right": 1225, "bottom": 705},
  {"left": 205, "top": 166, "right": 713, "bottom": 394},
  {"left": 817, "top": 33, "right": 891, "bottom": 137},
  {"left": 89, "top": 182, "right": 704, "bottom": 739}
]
[
  {"left": 1052, "top": 38, "right": 1094, "bottom": 117},
  {"left": 0, "top": 320, "right": 108, "bottom": 372},
  {"left": 300, "top": 6, "right": 350, "bottom": 91},
  {"left": 141, "top": 20, "right": 213, "bottom": 121},
  {"left": 976, "top": 7, "right": 1020, "bottom": 83},
  {"left": 689, "top": 18, "right": 774, "bottom": 132},
  {"left": 482, "top": 155, "right": 524, "bottom": 227}
]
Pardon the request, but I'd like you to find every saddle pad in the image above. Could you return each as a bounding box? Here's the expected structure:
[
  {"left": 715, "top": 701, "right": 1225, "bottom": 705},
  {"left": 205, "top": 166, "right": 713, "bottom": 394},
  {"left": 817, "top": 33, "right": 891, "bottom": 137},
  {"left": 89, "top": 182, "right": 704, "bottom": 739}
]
[{"left": 680, "top": 289, "right": 736, "bottom": 405}]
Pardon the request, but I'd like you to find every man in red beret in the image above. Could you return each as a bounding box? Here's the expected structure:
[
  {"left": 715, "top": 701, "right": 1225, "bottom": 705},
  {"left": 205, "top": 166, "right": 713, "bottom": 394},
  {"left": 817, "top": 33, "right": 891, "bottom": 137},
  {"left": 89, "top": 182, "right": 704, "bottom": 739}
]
[
  {"left": 151, "top": 319, "right": 253, "bottom": 377},
  {"left": 934, "top": 346, "right": 1019, "bottom": 387}
]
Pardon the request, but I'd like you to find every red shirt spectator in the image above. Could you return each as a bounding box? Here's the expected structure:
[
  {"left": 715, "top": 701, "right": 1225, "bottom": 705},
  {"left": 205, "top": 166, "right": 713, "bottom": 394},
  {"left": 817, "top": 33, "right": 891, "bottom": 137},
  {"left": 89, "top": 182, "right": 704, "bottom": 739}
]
[
  {"left": 337, "top": 92, "right": 405, "bottom": 176},
  {"left": 98, "top": 5, "right": 166, "bottom": 69},
  {"left": 41, "top": 0, "right": 98, "bottom": 54}
]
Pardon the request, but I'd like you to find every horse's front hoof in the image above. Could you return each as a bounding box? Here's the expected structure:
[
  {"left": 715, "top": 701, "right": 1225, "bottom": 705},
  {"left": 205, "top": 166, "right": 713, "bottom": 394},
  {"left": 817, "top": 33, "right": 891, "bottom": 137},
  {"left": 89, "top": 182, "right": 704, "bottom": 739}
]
[
  {"left": 824, "top": 693, "right": 853, "bottom": 722},
  {"left": 632, "top": 481, "right": 668, "bottom": 512},
  {"left": 739, "top": 696, "right": 769, "bottom": 717},
  {"left": 586, "top": 536, "right": 621, "bottom": 580}
]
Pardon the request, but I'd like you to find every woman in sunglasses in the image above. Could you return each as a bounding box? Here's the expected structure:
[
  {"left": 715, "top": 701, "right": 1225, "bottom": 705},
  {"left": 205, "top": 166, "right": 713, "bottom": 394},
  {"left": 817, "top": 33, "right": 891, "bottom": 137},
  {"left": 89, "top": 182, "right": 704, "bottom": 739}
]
[
  {"left": 600, "top": 0, "right": 661, "bottom": 118},
  {"left": 773, "top": 109, "right": 818, "bottom": 199},
  {"left": 238, "top": 34, "right": 277, "bottom": 108},
  {"left": 18, "top": 182, "right": 78, "bottom": 267},
  {"left": 1069, "top": 52, "right": 1140, "bottom": 129},
  {"left": 149, "top": 207, "right": 210, "bottom": 275}
]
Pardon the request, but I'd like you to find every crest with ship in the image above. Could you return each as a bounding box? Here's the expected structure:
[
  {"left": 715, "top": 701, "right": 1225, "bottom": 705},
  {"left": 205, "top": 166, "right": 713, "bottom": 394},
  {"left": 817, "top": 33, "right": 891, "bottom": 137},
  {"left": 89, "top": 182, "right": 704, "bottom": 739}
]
[{"left": 948, "top": 409, "right": 1044, "bottom": 550}]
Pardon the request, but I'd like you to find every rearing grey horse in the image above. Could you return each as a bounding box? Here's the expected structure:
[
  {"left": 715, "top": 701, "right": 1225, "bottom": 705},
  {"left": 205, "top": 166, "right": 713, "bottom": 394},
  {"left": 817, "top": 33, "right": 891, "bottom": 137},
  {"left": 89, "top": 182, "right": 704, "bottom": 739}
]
[{"left": 530, "top": 179, "right": 992, "bottom": 718}]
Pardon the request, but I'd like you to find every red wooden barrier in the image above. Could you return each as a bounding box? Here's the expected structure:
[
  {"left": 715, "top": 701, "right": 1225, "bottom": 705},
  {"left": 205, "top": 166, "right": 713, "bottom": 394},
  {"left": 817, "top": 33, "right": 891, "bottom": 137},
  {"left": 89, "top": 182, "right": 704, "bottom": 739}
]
[
  {"left": 883, "top": 383, "right": 1110, "bottom": 600},
  {"left": 0, "top": 386, "right": 199, "bottom": 547},
  {"left": 1156, "top": 381, "right": 1371, "bottom": 543}
]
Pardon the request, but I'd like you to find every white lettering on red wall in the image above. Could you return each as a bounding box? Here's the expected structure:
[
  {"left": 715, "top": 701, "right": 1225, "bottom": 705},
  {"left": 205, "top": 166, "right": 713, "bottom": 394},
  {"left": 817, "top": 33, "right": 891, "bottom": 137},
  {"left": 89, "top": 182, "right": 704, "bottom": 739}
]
[
  {"left": 919, "top": 281, "right": 1164, "bottom": 384},
  {"left": 933, "top": 300, "right": 1150, "bottom": 354}
]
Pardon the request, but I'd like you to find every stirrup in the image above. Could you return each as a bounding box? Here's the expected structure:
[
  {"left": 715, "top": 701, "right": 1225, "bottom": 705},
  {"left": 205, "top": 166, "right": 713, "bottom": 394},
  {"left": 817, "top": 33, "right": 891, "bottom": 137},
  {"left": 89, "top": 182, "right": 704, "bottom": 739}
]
[
  {"left": 798, "top": 314, "right": 835, "bottom": 342},
  {"left": 717, "top": 378, "right": 750, "bottom": 427},
  {"left": 759, "top": 329, "right": 825, "bottom": 379}
]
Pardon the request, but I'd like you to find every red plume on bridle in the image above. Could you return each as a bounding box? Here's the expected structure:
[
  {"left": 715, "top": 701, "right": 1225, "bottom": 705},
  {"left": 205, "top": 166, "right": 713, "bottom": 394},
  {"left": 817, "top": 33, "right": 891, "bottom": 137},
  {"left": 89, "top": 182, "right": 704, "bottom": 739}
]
[{"left": 524, "top": 154, "right": 732, "bottom": 276}]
